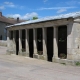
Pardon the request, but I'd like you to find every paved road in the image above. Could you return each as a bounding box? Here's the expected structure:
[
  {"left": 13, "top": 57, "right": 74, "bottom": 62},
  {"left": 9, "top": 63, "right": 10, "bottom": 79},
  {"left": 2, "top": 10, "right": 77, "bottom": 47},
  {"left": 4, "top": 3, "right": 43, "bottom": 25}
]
[{"left": 0, "top": 46, "right": 80, "bottom": 80}]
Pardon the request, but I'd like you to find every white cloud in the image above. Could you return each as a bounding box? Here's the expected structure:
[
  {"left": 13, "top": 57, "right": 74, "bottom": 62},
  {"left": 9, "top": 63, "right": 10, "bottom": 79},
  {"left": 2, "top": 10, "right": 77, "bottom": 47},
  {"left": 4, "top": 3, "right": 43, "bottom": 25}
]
[
  {"left": 57, "top": 1, "right": 80, "bottom": 7},
  {"left": 37, "top": 6, "right": 76, "bottom": 10},
  {"left": 37, "top": 6, "right": 77, "bottom": 13},
  {"left": 6, "top": 12, "right": 38, "bottom": 20},
  {"left": 65, "top": 1, "right": 80, "bottom": 6},
  {"left": 7, "top": 14, "right": 21, "bottom": 18},
  {"left": 57, "top": 9, "right": 67, "bottom": 13},
  {"left": 4, "top": 2, "right": 16, "bottom": 8},
  {"left": 22, "top": 12, "right": 38, "bottom": 19},
  {"left": 43, "top": 0, "right": 48, "bottom": 3},
  {"left": 66, "top": 1, "right": 76, "bottom": 5},
  {"left": 4, "top": 2, "right": 13, "bottom": 5},
  {"left": 0, "top": 6, "right": 5, "bottom": 10},
  {"left": 0, "top": 1, "right": 26, "bottom": 10}
]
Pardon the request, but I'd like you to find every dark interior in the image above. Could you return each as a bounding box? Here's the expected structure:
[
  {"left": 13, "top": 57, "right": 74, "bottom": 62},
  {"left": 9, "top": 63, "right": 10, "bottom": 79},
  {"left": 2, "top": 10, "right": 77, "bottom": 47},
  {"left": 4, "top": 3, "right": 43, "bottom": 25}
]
[
  {"left": 58, "top": 26, "right": 67, "bottom": 59},
  {"left": 47, "top": 27, "right": 53, "bottom": 62},
  {"left": 22, "top": 29, "right": 26, "bottom": 52},
  {"left": 15, "top": 30, "right": 19, "bottom": 55},
  {"left": 37, "top": 28, "right": 43, "bottom": 55},
  {"left": 29, "top": 29, "right": 33, "bottom": 58},
  {"left": 10, "top": 31, "right": 13, "bottom": 40}
]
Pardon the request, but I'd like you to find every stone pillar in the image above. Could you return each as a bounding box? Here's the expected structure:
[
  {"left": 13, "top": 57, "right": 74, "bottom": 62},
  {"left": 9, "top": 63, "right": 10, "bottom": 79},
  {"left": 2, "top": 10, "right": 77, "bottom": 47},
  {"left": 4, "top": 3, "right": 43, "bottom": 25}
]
[
  {"left": 19, "top": 30, "right": 22, "bottom": 53},
  {"left": 33, "top": 28, "right": 38, "bottom": 58},
  {"left": 13, "top": 31, "right": 15, "bottom": 42},
  {"left": 9, "top": 31, "right": 13, "bottom": 50},
  {"left": 7, "top": 30, "right": 10, "bottom": 54},
  {"left": 53, "top": 27, "right": 58, "bottom": 61},
  {"left": 13, "top": 30, "right": 16, "bottom": 54},
  {"left": 43, "top": 27, "right": 47, "bottom": 60},
  {"left": 25, "top": 29, "right": 29, "bottom": 57}
]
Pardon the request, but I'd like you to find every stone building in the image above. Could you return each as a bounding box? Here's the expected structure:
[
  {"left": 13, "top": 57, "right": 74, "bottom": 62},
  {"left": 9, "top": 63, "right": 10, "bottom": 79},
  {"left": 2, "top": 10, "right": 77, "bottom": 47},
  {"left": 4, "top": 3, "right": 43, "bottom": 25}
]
[
  {"left": 6, "top": 11, "right": 80, "bottom": 64},
  {"left": 0, "top": 12, "right": 25, "bottom": 40}
]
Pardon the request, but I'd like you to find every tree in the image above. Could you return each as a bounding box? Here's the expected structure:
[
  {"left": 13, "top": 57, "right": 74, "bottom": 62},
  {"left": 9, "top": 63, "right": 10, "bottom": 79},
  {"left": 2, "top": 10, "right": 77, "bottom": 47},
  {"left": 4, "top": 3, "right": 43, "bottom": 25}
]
[{"left": 32, "top": 16, "right": 38, "bottom": 20}]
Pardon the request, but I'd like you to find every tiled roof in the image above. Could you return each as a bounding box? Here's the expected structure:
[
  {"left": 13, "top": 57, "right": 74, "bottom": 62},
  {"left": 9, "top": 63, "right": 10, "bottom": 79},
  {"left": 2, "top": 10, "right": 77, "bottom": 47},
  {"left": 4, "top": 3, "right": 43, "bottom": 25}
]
[
  {"left": 0, "top": 14, "right": 25, "bottom": 24},
  {"left": 6, "top": 11, "right": 80, "bottom": 28}
]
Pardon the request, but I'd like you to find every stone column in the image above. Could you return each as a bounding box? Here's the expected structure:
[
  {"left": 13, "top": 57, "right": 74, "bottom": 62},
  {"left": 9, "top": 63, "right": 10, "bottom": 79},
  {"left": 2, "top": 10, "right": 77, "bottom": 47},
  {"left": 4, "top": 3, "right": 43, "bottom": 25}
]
[
  {"left": 13, "top": 30, "right": 16, "bottom": 54},
  {"left": 25, "top": 29, "right": 29, "bottom": 57},
  {"left": 13, "top": 31, "right": 15, "bottom": 42},
  {"left": 43, "top": 27, "right": 47, "bottom": 60},
  {"left": 33, "top": 28, "right": 37, "bottom": 58},
  {"left": 19, "top": 30, "right": 22, "bottom": 53},
  {"left": 53, "top": 27, "right": 58, "bottom": 60},
  {"left": 7, "top": 30, "right": 10, "bottom": 54},
  {"left": 9, "top": 31, "right": 13, "bottom": 50}
]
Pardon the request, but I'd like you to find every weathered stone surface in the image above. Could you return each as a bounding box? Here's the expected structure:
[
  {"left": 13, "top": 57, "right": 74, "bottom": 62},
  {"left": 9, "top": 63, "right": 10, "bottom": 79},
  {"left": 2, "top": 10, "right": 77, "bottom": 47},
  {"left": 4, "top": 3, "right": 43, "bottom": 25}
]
[
  {"left": 0, "top": 40, "right": 7, "bottom": 46},
  {"left": 7, "top": 17, "right": 80, "bottom": 63},
  {"left": 33, "top": 54, "right": 38, "bottom": 59}
]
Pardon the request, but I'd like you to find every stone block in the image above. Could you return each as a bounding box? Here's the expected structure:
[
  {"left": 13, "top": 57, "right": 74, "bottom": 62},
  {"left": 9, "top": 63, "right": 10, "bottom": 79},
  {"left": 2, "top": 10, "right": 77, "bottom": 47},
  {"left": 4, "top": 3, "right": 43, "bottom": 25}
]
[
  {"left": 33, "top": 54, "right": 38, "bottom": 59},
  {"left": 6, "top": 50, "right": 15, "bottom": 55},
  {"left": 52, "top": 57, "right": 75, "bottom": 65},
  {"left": 22, "top": 52, "right": 27, "bottom": 56},
  {"left": 38, "top": 55, "right": 46, "bottom": 60}
]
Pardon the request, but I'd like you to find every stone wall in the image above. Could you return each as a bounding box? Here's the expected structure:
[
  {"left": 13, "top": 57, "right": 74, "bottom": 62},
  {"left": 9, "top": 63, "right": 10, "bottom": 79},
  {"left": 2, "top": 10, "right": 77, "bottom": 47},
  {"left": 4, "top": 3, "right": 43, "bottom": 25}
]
[
  {"left": 0, "top": 22, "right": 11, "bottom": 40},
  {"left": 71, "top": 21, "right": 80, "bottom": 60},
  {"left": 67, "top": 18, "right": 80, "bottom": 61},
  {"left": 0, "top": 22, "right": 7, "bottom": 40}
]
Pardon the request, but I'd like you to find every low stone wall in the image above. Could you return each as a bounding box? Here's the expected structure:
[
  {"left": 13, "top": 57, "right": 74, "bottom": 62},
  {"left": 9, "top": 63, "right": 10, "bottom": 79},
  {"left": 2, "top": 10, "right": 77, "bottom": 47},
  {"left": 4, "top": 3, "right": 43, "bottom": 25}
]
[{"left": 0, "top": 40, "right": 7, "bottom": 47}]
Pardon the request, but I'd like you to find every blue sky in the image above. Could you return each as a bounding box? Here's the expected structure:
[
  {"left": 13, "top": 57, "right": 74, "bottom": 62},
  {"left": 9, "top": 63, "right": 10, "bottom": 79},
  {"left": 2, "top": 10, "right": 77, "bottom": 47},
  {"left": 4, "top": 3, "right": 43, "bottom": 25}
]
[{"left": 0, "top": 0, "right": 80, "bottom": 19}]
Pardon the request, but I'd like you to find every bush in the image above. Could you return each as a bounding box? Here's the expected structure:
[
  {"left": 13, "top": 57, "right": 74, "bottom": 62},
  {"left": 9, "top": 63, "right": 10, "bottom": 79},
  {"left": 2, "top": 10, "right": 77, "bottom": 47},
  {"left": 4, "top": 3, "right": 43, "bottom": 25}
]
[
  {"left": 22, "top": 48, "right": 26, "bottom": 52},
  {"left": 75, "top": 62, "right": 80, "bottom": 66},
  {"left": 37, "top": 51, "right": 43, "bottom": 55},
  {"left": 59, "top": 53, "right": 67, "bottom": 59}
]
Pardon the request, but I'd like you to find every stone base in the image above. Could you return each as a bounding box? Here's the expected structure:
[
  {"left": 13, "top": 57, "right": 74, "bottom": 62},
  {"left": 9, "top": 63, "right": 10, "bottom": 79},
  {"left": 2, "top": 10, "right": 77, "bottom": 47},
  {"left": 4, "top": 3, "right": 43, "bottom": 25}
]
[
  {"left": 6, "top": 50, "right": 16, "bottom": 55},
  {"left": 52, "top": 57, "right": 78, "bottom": 65},
  {"left": 19, "top": 52, "right": 29, "bottom": 57},
  {"left": 33, "top": 54, "right": 38, "bottom": 59},
  {"left": 33, "top": 54, "right": 47, "bottom": 60},
  {"left": 67, "top": 54, "right": 80, "bottom": 60},
  {"left": 6, "top": 50, "right": 80, "bottom": 65}
]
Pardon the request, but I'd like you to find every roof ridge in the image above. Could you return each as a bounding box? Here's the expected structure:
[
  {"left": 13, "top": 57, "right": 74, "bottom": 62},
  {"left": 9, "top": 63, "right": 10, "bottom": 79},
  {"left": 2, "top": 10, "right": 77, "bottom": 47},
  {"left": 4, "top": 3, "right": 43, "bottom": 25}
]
[{"left": 6, "top": 11, "right": 80, "bottom": 28}]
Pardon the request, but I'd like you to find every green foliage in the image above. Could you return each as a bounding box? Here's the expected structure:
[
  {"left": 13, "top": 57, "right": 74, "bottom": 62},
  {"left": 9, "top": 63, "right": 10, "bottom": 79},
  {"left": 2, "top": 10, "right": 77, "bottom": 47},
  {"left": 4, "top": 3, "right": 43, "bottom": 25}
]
[
  {"left": 75, "top": 62, "right": 80, "bottom": 66},
  {"left": 37, "top": 51, "right": 43, "bottom": 55},
  {"left": 59, "top": 53, "right": 67, "bottom": 59},
  {"left": 22, "top": 48, "right": 26, "bottom": 52},
  {"left": 32, "top": 16, "right": 38, "bottom": 20}
]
